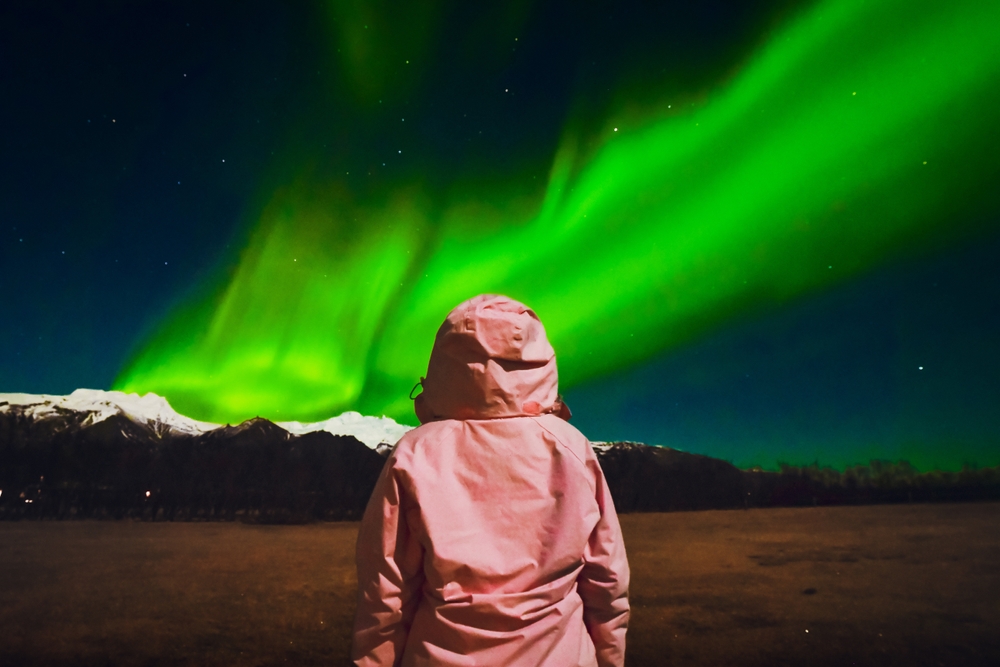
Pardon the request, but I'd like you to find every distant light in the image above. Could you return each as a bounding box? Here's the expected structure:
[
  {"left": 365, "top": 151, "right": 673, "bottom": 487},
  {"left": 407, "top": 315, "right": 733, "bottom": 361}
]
[
  {"left": 146, "top": 491, "right": 151, "bottom": 497},
  {"left": 918, "top": 366, "right": 924, "bottom": 370},
  {"left": 614, "top": 128, "right": 618, "bottom": 132}
]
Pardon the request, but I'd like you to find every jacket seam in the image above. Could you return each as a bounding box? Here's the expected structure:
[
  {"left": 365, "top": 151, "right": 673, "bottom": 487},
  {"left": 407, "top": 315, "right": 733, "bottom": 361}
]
[{"left": 533, "top": 418, "right": 598, "bottom": 495}]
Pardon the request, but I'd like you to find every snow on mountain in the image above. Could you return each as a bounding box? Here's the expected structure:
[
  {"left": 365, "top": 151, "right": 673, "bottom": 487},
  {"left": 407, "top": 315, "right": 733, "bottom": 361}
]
[
  {"left": 0, "top": 388, "right": 219, "bottom": 435},
  {"left": 278, "top": 412, "right": 412, "bottom": 450},
  {"left": 0, "top": 389, "right": 413, "bottom": 449}
]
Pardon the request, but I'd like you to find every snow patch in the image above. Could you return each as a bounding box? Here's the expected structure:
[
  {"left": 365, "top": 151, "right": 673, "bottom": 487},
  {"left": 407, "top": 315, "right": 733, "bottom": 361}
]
[
  {"left": 279, "top": 411, "right": 412, "bottom": 450},
  {"left": 0, "top": 389, "right": 413, "bottom": 449},
  {"left": 0, "top": 388, "right": 220, "bottom": 435}
]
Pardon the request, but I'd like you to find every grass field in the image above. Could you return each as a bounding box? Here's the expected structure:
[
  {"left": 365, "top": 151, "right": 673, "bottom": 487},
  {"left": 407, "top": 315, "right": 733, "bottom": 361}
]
[{"left": 1, "top": 503, "right": 998, "bottom": 666}]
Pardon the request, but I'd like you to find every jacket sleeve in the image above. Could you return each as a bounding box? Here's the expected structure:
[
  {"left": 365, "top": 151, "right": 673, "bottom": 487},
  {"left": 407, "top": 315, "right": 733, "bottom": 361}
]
[
  {"left": 578, "top": 455, "right": 630, "bottom": 667},
  {"left": 351, "top": 455, "right": 425, "bottom": 667}
]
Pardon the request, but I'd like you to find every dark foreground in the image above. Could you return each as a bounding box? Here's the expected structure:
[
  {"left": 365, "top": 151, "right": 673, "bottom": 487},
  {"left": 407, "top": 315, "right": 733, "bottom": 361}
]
[{"left": 1, "top": 503, "right": 998, "bottom": 666}]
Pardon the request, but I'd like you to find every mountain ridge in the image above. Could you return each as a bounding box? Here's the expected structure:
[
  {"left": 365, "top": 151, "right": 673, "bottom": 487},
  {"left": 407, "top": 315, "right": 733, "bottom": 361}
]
[
  {"left": 0, "top": 389, "right": 412, "bottom": 449},
  {"left": 2, "top": 390, "right": 998, "bottom": 521}
]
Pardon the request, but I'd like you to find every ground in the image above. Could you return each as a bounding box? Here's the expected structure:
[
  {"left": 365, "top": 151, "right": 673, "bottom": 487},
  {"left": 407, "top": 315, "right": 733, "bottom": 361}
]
[{"left": 1, "top": 503, "right": 998, "bottom": 666}]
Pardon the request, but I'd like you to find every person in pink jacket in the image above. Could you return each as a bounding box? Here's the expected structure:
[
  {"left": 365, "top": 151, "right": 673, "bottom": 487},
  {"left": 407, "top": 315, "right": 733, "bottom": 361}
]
[{"left": 352, "top": 294, "right": 630, "bottom": 667}]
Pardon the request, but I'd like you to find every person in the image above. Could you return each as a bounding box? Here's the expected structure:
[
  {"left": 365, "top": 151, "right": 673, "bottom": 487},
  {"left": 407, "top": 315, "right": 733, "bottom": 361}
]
[{"left": 351, "top": 294, "right": 629, "bottom": 667}]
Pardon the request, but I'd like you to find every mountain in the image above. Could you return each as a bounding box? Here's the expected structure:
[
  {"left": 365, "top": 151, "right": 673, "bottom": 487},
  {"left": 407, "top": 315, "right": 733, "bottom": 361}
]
[
  {"left": 0, "top": 389, "right": 411, "bottom": 447},
  {"left": 2, "top": 391, "right": 997, "bottom": 521},
  {"left": 0, "top": 390, "right": 395, "bottom": 521},
  {"left": 593, "top": 441, "right": 749, "bottom": 511}
]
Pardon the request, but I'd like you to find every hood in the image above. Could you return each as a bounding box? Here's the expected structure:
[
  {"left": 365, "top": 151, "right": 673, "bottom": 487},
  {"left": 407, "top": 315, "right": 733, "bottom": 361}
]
[{"left": 414, "top": 294, "right": 570, "bottom": 424}]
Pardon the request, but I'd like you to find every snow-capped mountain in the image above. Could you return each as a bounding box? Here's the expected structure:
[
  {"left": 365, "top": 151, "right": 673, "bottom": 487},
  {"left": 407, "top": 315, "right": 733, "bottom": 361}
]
[
  {"left": 3, "top": 390, "right": 994, "bottom": 522},
  {"left": 1, "top": 389, "right": 220, "bottom": 436},
  {"left": 0, "top": 389, "right": 413, "bottom": 449},
  {"left": 0, "top": 390, "right": 398, "bottom": 522},
  {"left": 278, "top": 412, "right": 412, "bottom": 451}
]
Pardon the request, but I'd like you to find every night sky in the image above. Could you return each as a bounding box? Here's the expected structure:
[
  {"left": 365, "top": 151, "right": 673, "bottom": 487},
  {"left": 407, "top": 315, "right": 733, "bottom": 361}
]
[{"left": 3, "top": 0, "right": 998, "bottom": 471}]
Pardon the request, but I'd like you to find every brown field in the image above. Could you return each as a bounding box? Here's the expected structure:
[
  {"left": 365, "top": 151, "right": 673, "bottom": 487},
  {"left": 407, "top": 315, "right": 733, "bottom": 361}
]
[{"left": 1, "top": 503, "right": 998, "bottom": 666}]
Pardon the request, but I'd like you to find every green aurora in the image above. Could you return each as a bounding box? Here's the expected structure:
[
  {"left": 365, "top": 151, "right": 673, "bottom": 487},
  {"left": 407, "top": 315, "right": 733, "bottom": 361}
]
[{"left": 115, "top": 0, "right": 1000, "bottom": 430}]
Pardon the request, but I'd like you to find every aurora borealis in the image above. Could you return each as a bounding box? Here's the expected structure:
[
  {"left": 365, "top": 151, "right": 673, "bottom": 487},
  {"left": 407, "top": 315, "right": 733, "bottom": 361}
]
[{"left": 3, "top": 0, "right": 999, "bottom": 470}]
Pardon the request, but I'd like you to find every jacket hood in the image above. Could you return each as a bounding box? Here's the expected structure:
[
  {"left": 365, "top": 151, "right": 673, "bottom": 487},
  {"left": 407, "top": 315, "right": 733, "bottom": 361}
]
[{"left": 414, "top": 294, "right": 570, "bottom": 424}]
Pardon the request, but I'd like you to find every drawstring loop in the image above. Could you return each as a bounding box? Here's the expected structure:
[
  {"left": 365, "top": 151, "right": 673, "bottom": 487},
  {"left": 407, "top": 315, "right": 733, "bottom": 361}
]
[{"left": 409, "top": 378, "right": 425, "bottom": 400}]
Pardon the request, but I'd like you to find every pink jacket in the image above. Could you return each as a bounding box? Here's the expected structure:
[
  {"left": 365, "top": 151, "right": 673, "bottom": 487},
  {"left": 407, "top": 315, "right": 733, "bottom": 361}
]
[{"left": 352, "top": 295, "right": 629, "bottom": 667}]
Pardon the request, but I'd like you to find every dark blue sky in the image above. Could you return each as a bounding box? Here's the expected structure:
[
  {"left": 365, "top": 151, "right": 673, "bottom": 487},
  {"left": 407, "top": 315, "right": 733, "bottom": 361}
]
[{"left": 566, "top": 229, "right": 1000, "bottom": 470}]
